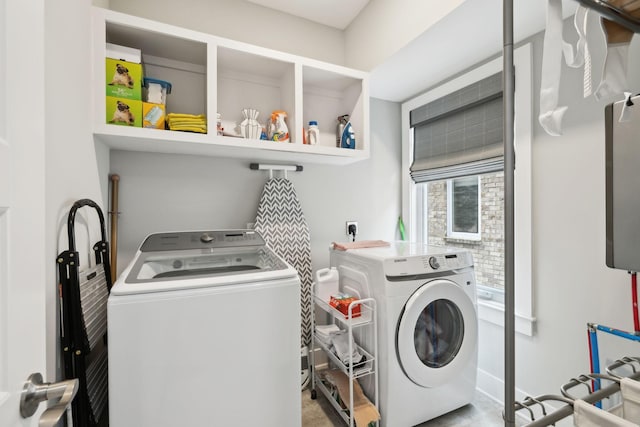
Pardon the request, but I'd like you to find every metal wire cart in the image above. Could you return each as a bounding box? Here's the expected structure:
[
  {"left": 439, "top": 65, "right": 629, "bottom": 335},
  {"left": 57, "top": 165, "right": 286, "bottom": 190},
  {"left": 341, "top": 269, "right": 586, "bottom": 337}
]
[{"left": 309, "top": 283, "right": 379, "bottom": 427}]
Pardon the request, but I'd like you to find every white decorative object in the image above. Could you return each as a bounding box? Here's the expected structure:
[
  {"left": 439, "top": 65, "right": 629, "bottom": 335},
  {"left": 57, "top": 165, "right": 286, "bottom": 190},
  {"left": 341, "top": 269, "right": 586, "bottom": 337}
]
[{"left": 240, "top": 108, "right": 261, "bottom": 139}]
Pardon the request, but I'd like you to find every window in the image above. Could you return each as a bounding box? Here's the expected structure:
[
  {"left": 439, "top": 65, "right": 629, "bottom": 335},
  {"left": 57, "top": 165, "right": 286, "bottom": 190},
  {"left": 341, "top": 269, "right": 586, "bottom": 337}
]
[
  {"left": 408, "top": 71, "right": 503, "bottom": 291},
  {"left": 401, "top": 43, "right": 534, "bottom": 336},
  {"left": 419, "top": 172, "right": 504, "bottom": 292},
  {"left": 447, "top": 176, "right": 481, "bottom": 240}
]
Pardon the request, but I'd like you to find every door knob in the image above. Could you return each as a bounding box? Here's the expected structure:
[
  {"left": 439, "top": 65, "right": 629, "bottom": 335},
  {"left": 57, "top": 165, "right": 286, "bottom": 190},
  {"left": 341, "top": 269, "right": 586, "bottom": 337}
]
[{"left": 20, "top": 372, "right": 79, "bottom": 426}]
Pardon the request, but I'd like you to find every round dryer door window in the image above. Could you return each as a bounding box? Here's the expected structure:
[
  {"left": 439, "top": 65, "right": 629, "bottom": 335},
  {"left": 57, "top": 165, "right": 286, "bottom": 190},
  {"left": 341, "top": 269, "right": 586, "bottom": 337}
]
[{"left": 397, "top": 279, "right": 477, "bottom": 388}]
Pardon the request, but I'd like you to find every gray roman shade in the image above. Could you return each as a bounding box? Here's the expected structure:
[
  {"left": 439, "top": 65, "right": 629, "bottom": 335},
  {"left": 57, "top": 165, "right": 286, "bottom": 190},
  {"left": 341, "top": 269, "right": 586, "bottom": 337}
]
[{"left": 410, "top": 72, "right": 504, "bottom": 183}]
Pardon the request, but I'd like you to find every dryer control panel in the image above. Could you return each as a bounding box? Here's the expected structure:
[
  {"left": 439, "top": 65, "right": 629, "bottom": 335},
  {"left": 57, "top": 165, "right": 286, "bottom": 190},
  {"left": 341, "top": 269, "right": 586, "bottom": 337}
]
[{"left": 383, "top": 251, "right": 473, "bottom": 278}]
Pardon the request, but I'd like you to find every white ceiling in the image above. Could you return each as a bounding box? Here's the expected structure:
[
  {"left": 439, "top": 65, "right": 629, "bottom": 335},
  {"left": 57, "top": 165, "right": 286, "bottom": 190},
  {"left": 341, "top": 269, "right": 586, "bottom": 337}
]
[{"left": 246, "top": 0, "right": 371, "bottom": 30}]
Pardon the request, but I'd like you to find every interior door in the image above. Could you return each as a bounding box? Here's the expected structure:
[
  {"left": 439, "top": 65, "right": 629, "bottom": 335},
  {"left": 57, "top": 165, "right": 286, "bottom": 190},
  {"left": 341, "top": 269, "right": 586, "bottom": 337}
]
[
  {"left": 396, "top": 279, "right": 477, "bottom": 388},
  {"left": 0, "top": 0, "right": 49, "bottom": 425}
]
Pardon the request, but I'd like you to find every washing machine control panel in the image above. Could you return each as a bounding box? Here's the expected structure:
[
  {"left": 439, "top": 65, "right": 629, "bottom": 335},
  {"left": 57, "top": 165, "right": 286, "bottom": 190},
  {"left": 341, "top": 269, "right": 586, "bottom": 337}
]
[
  {"left": 384, "top": 251, "right": 473, "bottom": 277},
  {"left": 140, "top": 229, "right": 265, "bottom": 252}
]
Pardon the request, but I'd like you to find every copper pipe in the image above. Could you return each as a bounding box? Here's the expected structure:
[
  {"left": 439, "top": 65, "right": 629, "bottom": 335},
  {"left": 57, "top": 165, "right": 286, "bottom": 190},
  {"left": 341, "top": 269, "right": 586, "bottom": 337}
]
[{"left": 109, "top": 174, "right": 120, "bottom": 281}]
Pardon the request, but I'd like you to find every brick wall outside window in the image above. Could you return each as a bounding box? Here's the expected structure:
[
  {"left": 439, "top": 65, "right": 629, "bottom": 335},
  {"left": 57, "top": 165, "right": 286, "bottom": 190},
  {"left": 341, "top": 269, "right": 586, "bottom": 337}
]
[{"left": 426, "top": 171, "right": 505, "bottom": 289}]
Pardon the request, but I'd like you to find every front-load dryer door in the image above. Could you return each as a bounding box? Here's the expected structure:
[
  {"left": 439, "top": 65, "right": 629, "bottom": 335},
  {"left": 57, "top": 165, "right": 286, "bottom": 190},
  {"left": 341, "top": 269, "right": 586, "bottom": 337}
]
[{"left": 397, "top": 279, "right": 477, "bottom": 388}]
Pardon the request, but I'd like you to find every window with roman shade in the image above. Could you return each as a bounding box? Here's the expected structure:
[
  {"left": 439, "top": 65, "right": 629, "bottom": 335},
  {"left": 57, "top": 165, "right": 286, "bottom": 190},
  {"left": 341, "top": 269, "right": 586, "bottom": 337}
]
[{"left": 410, "top": 72, "right": 504, "bottom": 183}]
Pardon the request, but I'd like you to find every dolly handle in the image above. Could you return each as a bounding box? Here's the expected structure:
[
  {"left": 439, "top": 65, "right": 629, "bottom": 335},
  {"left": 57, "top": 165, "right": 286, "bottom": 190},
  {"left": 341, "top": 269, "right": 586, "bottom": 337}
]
[{"left": 66, "top": 199, "right": 107, "bottom": 252}]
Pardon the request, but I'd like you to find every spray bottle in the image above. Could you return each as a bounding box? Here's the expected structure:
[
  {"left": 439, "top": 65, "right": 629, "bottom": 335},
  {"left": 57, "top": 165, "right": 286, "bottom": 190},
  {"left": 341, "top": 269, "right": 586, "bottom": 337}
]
[{"left": 269, "top": 110, "right": 290, "bottom": 142}]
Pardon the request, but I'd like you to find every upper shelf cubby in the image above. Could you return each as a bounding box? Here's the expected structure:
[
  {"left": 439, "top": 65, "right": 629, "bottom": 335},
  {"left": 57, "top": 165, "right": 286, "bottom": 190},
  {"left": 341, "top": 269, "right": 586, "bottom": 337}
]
[
  {"left": 92, "top": 7, "right": 369, "bottom": 165},
  {"left": 217, "top": 47, "right": 296, "bottom": 143},
  {"left": 303, "top": 66, "right": 367, "bottom": 151}
]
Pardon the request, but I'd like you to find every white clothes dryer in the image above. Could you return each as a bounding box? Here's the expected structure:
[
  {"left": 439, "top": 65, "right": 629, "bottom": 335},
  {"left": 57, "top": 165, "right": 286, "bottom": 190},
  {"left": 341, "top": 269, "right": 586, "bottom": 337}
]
[
  {"left": 330, "top": 242, "right": 477, "bottom": 427},
  {"left": 108, "top": 230, "right": 301, "bottom": 427}
]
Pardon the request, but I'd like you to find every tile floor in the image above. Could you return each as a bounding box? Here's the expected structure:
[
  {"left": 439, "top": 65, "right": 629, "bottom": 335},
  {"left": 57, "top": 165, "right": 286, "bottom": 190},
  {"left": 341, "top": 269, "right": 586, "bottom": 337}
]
[
  {"left": 99, "top": 386, "right": 517, "bottom": 426},
  {"left": 302, "top": 387, "right": 512, "bottom": 426}
]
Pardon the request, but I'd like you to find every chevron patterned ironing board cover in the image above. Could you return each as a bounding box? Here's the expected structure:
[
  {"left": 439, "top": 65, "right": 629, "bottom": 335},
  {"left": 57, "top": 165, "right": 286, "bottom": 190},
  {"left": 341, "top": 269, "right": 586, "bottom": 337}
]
[{"left": 255, "top": 178, "right": 312, "bottom": 347}]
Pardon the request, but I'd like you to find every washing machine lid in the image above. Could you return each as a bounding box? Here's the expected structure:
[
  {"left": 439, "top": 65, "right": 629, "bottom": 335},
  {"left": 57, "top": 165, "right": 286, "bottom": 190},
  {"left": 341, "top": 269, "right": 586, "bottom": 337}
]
[
  {"left": 396, "top": 278, "right": 477, "bottom": 388},
  {"left": 113, "top": 230, "right": 298, "bottom": 295}
]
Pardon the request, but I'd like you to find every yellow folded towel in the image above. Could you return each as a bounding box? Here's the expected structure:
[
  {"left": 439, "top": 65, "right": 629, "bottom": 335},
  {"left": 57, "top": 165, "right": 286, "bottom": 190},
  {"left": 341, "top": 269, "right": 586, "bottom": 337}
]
[
  {"left": 166, "top": 113, "right": 207, "bottom": 133},
  {"left": 166, "top": 113, "right": 206, "bottom": 120},
  {"left": 168, "top": 120, "right": 206, "bottom": 126},
  {"left": 168, "top": 126, "right": 207, "bottom": 133}
]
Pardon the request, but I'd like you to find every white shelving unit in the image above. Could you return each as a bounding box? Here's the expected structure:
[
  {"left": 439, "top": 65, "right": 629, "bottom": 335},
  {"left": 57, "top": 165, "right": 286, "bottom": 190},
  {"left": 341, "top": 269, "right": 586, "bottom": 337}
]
[
  {"left": 91, "top": 7, "right": 369, "bottom": 165},
  {"left": 310, "top": 293, "right": 379, "bottom": 427}
]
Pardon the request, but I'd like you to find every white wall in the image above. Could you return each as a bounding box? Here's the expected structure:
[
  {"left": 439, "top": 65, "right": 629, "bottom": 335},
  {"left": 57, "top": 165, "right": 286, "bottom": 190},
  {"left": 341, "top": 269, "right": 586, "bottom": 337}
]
[
  {"left": 45, "top": 0, "right": 106, "bottom": 377},
  {"left": 476, "top": 17, "right": 640, "bottom": 415},
  {"left": 107, "top": 0, "right": 345, "bottom": 65},
  {"left": 344, "top": 0, "right": 464, "bottom": 71},
  {"left": 110, "top": 97, "right": 401, "bottom": 277}
]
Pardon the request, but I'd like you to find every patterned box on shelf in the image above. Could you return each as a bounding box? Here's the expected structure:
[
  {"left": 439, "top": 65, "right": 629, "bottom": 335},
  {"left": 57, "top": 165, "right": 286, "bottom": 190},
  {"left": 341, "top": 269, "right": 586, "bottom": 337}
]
[
  {"left": 105, "top": 58, "right": 142, "bottom": 100},
  {"left": 106, "top": 96, "right": 142, "bottom": 127}
]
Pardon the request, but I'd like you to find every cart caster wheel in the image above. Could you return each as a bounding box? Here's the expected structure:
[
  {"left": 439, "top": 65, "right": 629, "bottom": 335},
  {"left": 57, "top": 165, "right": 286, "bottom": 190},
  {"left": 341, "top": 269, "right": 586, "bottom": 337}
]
[{"left": 311, "top": 389, "right": 317, "bottom": 400}]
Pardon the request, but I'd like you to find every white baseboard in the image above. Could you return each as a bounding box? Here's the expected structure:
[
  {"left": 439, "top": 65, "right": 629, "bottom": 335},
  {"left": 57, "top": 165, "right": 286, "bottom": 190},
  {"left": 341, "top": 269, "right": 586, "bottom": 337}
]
[
  {"left": 477, "top": 367, "right": 538, "bottom": 405},
  {"left": 476, "top": 368, "right": 567, "bottom": 424},
  {"left": 477, "top": 368, "right": 506, "bottom": 404}
]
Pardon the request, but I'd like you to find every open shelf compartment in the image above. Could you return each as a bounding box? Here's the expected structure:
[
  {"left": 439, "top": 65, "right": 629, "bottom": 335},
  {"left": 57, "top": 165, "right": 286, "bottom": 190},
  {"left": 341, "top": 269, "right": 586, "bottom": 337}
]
[
  {"left": 302, "top": 66, "right": 367, "bottom": 153},
  {"left": 97, "top": 10, "right": 209, "bottom": 129},
  {"left": 217, "top": 46, "right": 296, "bottom": 144}
]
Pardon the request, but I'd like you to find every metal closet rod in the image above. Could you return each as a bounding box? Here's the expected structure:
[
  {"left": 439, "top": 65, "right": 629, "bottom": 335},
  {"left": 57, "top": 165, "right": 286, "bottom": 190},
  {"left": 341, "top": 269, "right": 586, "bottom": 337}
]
[
  {"left": 519, "top": 369, "right": 640, "bottom": 426},
  {"left": 576, "top": 0, "right": 640, "bottom": 33},
  {"left": 249, "top": 162, "right": 303, "bottom": 179},
  {"left": 249, "top": 163, "right": 303, "bottom": 172}
]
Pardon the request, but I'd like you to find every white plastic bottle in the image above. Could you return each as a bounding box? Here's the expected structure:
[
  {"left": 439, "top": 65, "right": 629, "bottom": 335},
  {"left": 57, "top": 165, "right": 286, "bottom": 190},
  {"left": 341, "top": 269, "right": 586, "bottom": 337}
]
[
  {"left": 308, "top": 121, "right": 319, "bottom": 145},
  {"left": 314, "top": 267, "right": 339, "bottom": 302}
]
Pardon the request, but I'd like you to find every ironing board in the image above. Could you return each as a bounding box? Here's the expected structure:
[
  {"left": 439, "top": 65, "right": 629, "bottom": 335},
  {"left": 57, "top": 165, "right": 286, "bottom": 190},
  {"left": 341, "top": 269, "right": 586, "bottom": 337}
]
[{"left": 255, "top": 178, "right": 312, "bottom": 347}]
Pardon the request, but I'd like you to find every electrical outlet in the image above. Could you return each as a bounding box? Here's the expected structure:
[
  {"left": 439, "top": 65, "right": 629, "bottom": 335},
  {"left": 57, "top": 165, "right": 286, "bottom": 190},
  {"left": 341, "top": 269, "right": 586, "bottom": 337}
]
[{"left": 346, "top": 221, "right": 358, "bottom": 236}]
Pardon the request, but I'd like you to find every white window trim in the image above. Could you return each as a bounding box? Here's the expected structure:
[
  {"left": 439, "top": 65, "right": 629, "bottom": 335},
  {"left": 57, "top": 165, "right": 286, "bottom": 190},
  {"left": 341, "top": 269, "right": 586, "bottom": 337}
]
[
  {"left": 417, "top": 183, "right": 427, "bottom": 243},
  {"left": 401, "top": 43, "right": 535, "bottom": 336},
  {"left": 446, "top": 176, "right": 482, "bottom": 241}
]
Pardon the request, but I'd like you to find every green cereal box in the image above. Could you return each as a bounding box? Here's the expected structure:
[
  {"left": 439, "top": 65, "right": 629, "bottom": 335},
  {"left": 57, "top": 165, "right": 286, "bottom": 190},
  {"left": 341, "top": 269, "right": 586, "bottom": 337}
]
[
  {"left": 106, "top": 96, "right": 142, "bottom": 127},
  {"left": 106, "top": 58, "right": 142, "bottom": 100}
]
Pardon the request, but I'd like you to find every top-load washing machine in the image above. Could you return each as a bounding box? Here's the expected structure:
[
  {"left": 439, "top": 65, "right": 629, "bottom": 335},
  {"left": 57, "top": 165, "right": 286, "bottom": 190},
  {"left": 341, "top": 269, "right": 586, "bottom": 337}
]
[
  {"left": 330, "top": 242, "right": 477, "bottom": 427},
  {"left": 108, "top": 229, "right": 301, "bottom": 427}
]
